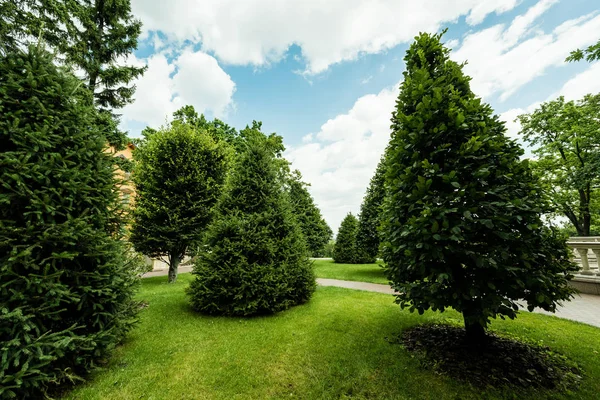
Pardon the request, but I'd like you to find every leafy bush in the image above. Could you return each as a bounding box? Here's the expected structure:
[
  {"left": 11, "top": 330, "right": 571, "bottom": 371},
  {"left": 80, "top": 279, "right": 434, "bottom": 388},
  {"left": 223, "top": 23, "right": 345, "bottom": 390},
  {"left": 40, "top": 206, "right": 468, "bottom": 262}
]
[
  {"left": 381, "top": 31, "right": 577, "bottom": 341},
  {"left": 333, "top": 213, "right": 359, "bottom": 263},
  {"left": 187, "top": 130, "right": 315, "bottom": 316},
  {"left": 0, "top": 45, "right": 141, "bottom": 399}
]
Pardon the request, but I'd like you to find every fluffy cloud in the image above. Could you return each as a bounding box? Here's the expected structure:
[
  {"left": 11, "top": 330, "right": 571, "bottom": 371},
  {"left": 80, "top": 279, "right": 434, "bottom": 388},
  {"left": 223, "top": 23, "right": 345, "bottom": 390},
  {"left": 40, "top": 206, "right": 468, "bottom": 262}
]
[
  {"left": 120, "top": 50, "right": 235, "bottom": 134},
  {"left": 452, "top": 0, "right": 600, "bottom": 101},
  {"left": 132, "top": 0, "right": 519, "bottom": 75},
  {"left": 285, "top": 85, "right": 398, "bottom": 231}
]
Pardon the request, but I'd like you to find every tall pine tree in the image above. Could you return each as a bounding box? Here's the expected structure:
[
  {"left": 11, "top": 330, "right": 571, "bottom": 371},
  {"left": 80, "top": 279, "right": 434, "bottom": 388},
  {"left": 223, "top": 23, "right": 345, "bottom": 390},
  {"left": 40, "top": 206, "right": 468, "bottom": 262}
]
[
  {"left": 0, "top": 44, "right": 141, "bottom": 399},
  {"left": 187, "top": 130, "right": 315, "bottom": 316},
  {"left": 382, "top": 31, "right": 576, "bottom": 341},
  {"left": 0, "top": 0, "right": 146, "bottom": 149}
]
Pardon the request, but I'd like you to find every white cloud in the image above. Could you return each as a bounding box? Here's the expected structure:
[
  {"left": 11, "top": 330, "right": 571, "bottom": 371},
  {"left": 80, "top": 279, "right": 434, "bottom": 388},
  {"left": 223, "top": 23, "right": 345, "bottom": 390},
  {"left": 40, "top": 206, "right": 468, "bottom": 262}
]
[
  {"left": 466, "top": 0, "right": 522, "bottom": 25},
  {"left": 120, "top": 50, "right": 235, "bottom": 135},
  {"left": 172, "top": 49, "right": 236, "bottom": 117},
  {"left": 132, "top": 0, "right": 519, "bottom": 75},
  {"left": 361, "top": 75, "right": 373, "bottom": 84},
  {"left": 499, "top": 61, "right": 600, "bottom": 147},
  {"left": 285, "top": 85, "right": 399, "bottom": 231},
  {"left": 453, "top": 2, "right": 600, "bottom": 101},
  {"left": 550, "top": 62, "right": 600, "bottom": 101}
]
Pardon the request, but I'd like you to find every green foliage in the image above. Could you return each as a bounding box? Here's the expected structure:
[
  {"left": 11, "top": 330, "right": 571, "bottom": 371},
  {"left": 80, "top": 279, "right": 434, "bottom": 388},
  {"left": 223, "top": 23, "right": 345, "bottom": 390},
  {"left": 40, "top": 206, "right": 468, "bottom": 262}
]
[
  {"left": 288, "top": 170, "right": 333, "bottom": 257},
  {"left": 172, "top": 105, "right": 238, "bottom": 146},
  {"left": 0, "top": 45, "right": 141, "bottom": 399},
  {"left": 381, "top": 31, "right": 577, "bottom": 340},
  {"left": 0, "top": 0, "right": 146, "bottom": 149},
  {"left": 130, "top": 122, "right": 230, "bottom": 283},
  {"left": 322, "top": 239, "right": 336, "bottom": 258},
  {"left": 187, "top": 131, "right": 315, "bottom": 316},
  {"left": 518, "top": 94, "right": 600, "bottom": 236},
  {"left": 566, "top": 38, "right": 600, "bottom": 63},
  {"left": 356, "top": 156, "right": 387, "bottom": 263},
  {"left": 333, "top": 213, "right": 359, "bottom": 264}
]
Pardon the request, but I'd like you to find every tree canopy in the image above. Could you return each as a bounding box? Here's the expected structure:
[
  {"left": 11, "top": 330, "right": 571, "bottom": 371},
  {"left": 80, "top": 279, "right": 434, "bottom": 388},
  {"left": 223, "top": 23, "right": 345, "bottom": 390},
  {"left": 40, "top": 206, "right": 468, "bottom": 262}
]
[
  {"left": 381, "top": 31, "right": 576, "bottom": 342},
  {"left": 0, "top": 0, "right": 146, "bottom": 149},
  {"left": 518, "top": 94, "right": 600, "bottom": 236},
  {"left": 130, "top": 122, "right": 230, "bottom": 282}
]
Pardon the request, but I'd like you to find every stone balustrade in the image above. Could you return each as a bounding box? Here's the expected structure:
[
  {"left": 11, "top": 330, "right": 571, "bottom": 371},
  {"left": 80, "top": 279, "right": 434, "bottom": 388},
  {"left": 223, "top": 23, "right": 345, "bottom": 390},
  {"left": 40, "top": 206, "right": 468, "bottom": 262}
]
[{"left": 566, "top": 237, "right": 600, "bottom": 277}]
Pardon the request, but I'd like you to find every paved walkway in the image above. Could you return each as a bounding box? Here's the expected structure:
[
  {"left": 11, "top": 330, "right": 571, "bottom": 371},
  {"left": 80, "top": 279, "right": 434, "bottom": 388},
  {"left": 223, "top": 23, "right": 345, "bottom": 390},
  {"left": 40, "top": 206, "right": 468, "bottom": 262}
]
[{"left": 143, "top": 270, "right": 600, "bottom": 328}]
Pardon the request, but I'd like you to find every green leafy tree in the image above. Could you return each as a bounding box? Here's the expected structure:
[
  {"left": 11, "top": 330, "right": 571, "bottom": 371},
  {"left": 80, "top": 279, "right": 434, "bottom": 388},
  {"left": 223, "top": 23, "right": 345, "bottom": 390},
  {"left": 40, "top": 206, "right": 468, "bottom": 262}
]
[
  {"left": 130, "top": 123, "right": 230, "bottom": 283},
  {"left": 288, "top": 170, "right": 333, "bottom": 257},
  {"left": 173, "top": 105, "right": 238, "bottom": 145},
  {"left": 0, "top": 44, "right": 141, "bottom": 399},
  {"left": 517, "top": 94, "right": 600, "bottom": 236},
  {"left": 333, "top": 213, "right": 359, "bottom": 263},
  {"left": 356, "top": 156, "right": 387, "bottom": 263},
  {"left": 566, "top": 38, "right": 600, "bottom": 62},
  {"left": 382, "top": 31, "right": 576, "bottom": 342},
  {"left": 187, "top": 131, "right": 315, "bottom": 316}
]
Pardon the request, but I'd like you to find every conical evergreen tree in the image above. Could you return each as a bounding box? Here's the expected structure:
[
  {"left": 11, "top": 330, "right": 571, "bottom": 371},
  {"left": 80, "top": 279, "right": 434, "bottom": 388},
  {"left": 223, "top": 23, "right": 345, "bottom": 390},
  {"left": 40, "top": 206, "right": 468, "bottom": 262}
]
[
  {"left": 356, "top": 156, "right": 387, "bottom": 263},
  {"left": 187, "top": 130, "right": 315, "bottom": 316},
  {"left": 288, "top": 170, "right": 333, "bottom": 257},
  {"left": 333, "top": 213, "right": 359, "bottom": 263},
  {"left": 0, "top": 45, "right": 141, "bottom": 398},
  {"left": 382, "top": 31, "right": 576, "bottom": 341}
]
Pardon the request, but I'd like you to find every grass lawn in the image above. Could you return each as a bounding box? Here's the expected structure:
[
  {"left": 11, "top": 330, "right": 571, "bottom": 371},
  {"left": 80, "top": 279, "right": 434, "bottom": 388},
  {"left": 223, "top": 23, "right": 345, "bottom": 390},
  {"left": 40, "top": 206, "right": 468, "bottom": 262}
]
[
  {"left": 63, "top": 273, "right": 600, "bottom": 400},
  {"left": 313, "top": 258, "right": 388, "bottom": 284}
]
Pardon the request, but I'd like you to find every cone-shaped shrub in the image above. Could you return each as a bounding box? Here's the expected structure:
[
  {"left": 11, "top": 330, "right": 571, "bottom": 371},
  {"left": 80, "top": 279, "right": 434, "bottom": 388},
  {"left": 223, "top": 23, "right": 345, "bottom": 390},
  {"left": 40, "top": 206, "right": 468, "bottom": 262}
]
[
  {"left": 288, "top": 171, "right": 333, "bottom": 257},
  {"left": 381, "top": 31, "right": 577, "bottom": 342},
  {"left": 356, "top": 156, "right": 387, "bottom": 263},
  {"left": 333, "top": 213, "right": 359, "bottom": 263},
  {"left": 187, "top": 131, "right": 315, "bottom": 316},
  {"left": 0, "top": 45, "right": 141, "bottom": 399}
]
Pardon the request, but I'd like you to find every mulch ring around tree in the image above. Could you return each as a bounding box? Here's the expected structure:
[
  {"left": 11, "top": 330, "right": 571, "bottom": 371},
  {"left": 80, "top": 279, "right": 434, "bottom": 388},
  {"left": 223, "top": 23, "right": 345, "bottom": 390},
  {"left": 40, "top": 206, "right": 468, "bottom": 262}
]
[{"left": 388, "top": 324, "right": 582, "bottom": 391}]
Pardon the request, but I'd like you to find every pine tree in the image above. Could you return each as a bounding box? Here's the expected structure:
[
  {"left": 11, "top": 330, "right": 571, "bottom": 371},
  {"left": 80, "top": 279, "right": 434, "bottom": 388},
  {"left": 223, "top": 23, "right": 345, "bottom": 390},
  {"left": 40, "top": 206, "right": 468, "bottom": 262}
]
[
  {"left": 0, "top": 44, "right": 141, "bottom": 399},
  {"left": 333, "top": 213, "right": 359, "bottom": 263},
  {"left": 0, "top": 0, "right": 146, "bottom": 149},
  {"left": 356, "top": 156, "right": 387, "bottom": 263},
  {"left": 288, "top": 170, "right": 333, "bottom": 257},
  {"left": 187, "top": 130, "right": 315, "bottom": 316},
  {"left": 382, "top": 31, "right": 577, "bottom": 342},
  {"left": 130, "top": 123, "right": 230, "bottom": 283}
]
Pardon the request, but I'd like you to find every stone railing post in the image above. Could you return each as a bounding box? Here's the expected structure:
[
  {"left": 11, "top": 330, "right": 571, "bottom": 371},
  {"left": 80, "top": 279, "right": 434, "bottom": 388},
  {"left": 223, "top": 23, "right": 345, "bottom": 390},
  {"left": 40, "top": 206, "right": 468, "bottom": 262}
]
[{"left": 575, "top": 248, "right": 593, "bottom": 275}]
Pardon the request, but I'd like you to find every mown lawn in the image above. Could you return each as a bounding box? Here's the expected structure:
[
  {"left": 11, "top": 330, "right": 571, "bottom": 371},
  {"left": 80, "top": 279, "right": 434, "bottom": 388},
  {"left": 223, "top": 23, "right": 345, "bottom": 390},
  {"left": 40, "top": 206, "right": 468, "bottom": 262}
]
[
  {"left": 313, "top": 258, "right": 388, "bottom": 284},
  {"left": 63, "top": 274, "right": 600, "bottom": 400}
]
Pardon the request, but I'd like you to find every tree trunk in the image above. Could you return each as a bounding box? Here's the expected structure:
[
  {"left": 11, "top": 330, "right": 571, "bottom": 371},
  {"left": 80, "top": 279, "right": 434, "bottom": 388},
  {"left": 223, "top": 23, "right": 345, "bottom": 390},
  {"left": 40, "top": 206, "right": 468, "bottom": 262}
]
[
  {"left": 168, "top": 254, "right": 180, "bottom": 283},
  {"left": 463, "top": 313, "right": 486, "bottom": 344}
]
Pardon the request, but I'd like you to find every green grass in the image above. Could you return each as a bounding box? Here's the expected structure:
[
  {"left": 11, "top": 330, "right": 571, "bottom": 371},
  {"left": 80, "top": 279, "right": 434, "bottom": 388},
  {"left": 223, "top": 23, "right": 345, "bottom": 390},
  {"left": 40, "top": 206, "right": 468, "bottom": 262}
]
[
  {"left": 313, "top": 258, "right": 388, "bottom": 284},
  {"left": 62, "top": 273, "right": 600, "bottom": 400}
]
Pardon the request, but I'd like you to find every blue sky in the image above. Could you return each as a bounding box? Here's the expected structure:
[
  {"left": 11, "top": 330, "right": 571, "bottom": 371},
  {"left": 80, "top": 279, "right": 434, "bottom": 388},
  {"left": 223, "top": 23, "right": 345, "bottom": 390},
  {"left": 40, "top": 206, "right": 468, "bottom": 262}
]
[{"left": 121, "top": 0, "right": 600, "bottom": 231}]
